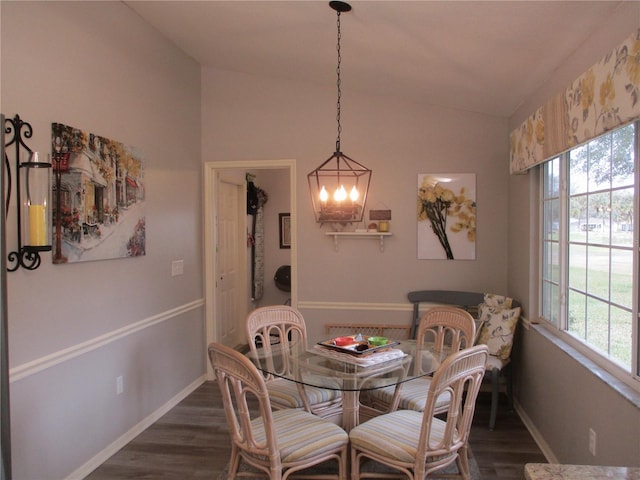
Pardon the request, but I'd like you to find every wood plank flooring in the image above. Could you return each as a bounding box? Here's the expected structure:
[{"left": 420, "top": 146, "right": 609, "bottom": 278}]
[{"left": 85, "top": 381, "right": 547, "bottom": 480}]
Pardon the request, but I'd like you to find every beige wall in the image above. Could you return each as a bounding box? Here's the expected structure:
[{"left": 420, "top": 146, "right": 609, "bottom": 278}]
[
  {"left": 201, "top": 67, "right": 512, "bottom": 339},
  {"left": 3, "top": 1, "right": 639, "bottom": 478},
  {"left": 1, "top": 2, "right": 203, "bottom": 478},
  {"left": 507, "top": 1, "right": 640, "bottom": 466}
]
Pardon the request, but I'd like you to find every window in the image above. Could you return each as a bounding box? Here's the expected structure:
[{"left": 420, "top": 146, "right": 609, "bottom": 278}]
[{"left": 541, "top": 122, "right": 638, "bottom": 378}]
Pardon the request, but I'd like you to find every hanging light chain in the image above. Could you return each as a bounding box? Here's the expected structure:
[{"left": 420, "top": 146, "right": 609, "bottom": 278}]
[{"left": 335, "top": 10, "right": 342, "bottom": 153}]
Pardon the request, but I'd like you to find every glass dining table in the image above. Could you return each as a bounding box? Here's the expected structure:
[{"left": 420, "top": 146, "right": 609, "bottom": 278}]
[{"left": 246, "top": 335, "right": 449, "bottom": 431}]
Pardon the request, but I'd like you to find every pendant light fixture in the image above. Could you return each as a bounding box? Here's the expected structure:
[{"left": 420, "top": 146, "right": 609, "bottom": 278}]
[{"left": 307, "top": 1, "right": 371, "bottom": 226}]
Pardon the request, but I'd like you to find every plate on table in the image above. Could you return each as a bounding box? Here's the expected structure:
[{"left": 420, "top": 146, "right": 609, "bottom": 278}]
[{"left": 317, "top": 335, "right": 400, "bottom": 356}]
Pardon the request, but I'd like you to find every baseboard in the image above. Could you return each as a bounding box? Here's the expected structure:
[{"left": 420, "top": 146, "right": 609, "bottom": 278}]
[
  {"left": 64, "top": 375, "right": 206, "bottom": 480},
  {"left": 513, "top": 397, "right": 558, "bottom": 464}
]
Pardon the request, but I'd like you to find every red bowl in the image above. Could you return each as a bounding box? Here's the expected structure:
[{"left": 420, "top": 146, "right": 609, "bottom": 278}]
[{"left": 333, "top": 336, "right": 355, "bottom": 346}]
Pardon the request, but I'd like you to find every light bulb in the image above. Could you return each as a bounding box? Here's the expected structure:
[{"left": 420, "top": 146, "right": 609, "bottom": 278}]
[
  {"left": 334, "top": 185, "right": 347, "bottom": 202},
  {"left": 349, "top": 186, "right": 359, "bottom": 202},
  {"left": 319, "top": 186, "right": 329, "bottom": 202}
]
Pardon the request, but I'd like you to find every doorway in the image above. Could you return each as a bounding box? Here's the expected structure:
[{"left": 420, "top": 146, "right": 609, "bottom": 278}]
[{"left": 203, "top": 159, "right": 297, "bottom": 378}]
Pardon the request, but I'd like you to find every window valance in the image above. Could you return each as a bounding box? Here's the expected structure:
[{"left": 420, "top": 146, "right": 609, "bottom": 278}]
[{"left": 510, "top": 29, "right": 640, "bottom": 174}]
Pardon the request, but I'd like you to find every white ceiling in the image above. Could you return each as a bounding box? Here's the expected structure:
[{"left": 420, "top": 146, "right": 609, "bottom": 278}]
[{"left": 125, "top": 1, "right": 625, "bottom": 118}]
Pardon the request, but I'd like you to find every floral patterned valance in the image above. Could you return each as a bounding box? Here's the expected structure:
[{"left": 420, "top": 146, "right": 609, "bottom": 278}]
[{"left": 510, "top": 29, "right": 640, "bottom": 174}]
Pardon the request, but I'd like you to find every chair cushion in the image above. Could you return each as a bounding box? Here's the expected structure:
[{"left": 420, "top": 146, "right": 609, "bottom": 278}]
[
  {"left": 349, "top": 410, "right": 446, "bottom": 463},
  {"left": 485, "top": 354, "right": 509, "bottom": 371},
  {"left": 477, "top": 304, "right": 521, "bottom": 360},
  {"left": 267, "top": 378, "right": 341, "bottom": 409},
  {"left": 252, "top": 409, "right": 348, "bottom": 462},
  {"left": 367, "top": 379, "right": 451, "bottom": 412}
]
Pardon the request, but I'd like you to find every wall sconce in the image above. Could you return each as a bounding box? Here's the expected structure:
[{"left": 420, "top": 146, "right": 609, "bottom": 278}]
[
  {"left": 307, "top": 1, "right": 372, "bottom": 227},
  {"left": 3, "top": 114, "right": 52, "bottom": 271}
]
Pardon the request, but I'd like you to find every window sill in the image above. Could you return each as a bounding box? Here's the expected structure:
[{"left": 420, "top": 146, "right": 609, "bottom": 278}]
[{"left": 531, "top": 322, "right": 640, "bottom": 409}]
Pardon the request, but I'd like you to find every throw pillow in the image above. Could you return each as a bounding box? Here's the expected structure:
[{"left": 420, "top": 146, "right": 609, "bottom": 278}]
[
  {"left": 477, "top": 304, "right": 521, "bottom": 359},
  {"left": 473, "top": 319, "right": 485, "bottom": 345},
  {"left": 483, "top": 293, "right": 513, "bottom": 309}
]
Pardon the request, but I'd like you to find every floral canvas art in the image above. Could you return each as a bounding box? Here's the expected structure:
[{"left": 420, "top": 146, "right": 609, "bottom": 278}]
[
  {"left": 417, "top": 173, "right": 476, "bottom": 260},
  {"left": 51, "top": 122, "right": 146, "bottom": 264}
]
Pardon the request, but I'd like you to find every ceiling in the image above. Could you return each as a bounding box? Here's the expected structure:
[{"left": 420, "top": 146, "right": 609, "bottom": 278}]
[{"left": 125, "top": 1, "right": 625, "bottom": 118}]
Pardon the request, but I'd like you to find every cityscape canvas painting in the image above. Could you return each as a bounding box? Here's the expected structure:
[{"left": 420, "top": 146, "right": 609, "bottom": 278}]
[
  {"left": 417, "top": 173, "right": 476, "bottom": 260},
  {"left": 51, "top": 122, "right": 146, "bottom": 263}
]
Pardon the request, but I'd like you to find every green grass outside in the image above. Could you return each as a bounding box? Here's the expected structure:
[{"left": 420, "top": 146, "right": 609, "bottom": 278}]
[{"left": 567, "top": 247, "right": 633, "bottom": 369}]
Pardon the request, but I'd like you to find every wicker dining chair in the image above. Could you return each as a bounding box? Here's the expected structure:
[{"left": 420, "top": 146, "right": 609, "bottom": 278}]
[
  {"left": 246, "top": 305, "right": 342, "bottom": 418},
  {"left": 209, "top": 342, "right": 348, "bottom": 480},
  {"left": 349, "top": 344, "right": 488, "bottom": 480},
  {"left": 364, "top": 306, "right": 476, "bottom": 415}
]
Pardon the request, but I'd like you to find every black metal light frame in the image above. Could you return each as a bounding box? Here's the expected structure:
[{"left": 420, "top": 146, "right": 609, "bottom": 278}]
[
  {"left": 307, "top": 1, "right": 372, "bottom": 226},
  {"left": 3, "top": 114, "right": 52, "bottom": 271}
]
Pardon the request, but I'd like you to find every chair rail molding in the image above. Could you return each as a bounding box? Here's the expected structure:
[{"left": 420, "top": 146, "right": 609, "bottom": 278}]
[
  {"left": 9, "top": 299, "right": 205, "bottom": 383},
  {"left": 298, "top": 301, "right": 412, "bottom": 312}
]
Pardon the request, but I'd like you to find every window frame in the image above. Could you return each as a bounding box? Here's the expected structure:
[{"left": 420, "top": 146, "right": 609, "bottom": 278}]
[{"left": 538, "top": 121, "right": 640, "bottom": 389}]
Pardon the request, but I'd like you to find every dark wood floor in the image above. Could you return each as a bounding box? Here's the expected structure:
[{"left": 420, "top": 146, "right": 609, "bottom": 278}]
[{"left": 86, "top": 381, "right": 547, "bottom": 480}]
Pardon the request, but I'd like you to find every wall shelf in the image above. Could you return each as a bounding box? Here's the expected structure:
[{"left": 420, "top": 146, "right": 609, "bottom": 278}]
[{"left": 325, "top": 232, "right": 392, "bottom": 252}]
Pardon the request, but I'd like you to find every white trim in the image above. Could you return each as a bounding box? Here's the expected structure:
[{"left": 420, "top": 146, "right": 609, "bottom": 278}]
[
  {"left": 513, "top": 398, "right": 558, "bottom": 464},
  {"left": 203, "top": 159, "right": 297, "bottom": 379},
  {"left": 9, "top": 299, "right": 205, "bottom": 383},
  {"left": 64, "top": 376, "right": 206, "bottom": 480},
  {"left": 298, "top": 301, "right": 413, "bottom": 312}
]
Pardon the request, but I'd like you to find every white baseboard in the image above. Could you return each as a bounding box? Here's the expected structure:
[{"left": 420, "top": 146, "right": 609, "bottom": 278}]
[
  {"left": 64, "top": 376, "right": 206, "bottom": 480},
  {"left": 514, "top": 397, "right": 558, "bottom": 464}
]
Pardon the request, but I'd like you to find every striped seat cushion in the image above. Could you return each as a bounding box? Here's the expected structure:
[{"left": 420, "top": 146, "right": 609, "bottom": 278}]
[
  {"left": 368, "top": 379, "right": 451, "bottom": 412},
  {"left": 349, "top": 410, "right": 447, "bottom": 463},
  {"left": 267, "top": 378, "right": 341, "bottom": 409},
  {"left": 252, "top": 409, "right": 348, "bottom": 462}
]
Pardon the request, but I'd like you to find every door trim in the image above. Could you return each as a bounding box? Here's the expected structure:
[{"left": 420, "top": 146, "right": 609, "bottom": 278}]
[{"left": 203, "top": 159, "right": 297, "bottom": 379}]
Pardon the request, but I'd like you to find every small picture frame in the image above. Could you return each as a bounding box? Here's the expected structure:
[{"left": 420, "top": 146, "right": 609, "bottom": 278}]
[{"left": 279, "top": 213, "right": 291, "bottom": 249}]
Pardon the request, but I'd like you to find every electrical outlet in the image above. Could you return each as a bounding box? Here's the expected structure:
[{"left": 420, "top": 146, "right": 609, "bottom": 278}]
[
  {"left": 171, "top": 260, "right": 184, "bottom": 277},
  {"left": 589, "top": 428, "right": 596, "bottom": 456},
  {"left": 116, "top": 375, "right": 124, "bottom": 395}
]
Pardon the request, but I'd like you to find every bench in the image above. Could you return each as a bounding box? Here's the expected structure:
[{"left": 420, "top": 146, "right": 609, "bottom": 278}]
[{"left": 408, "top": 290, "right": 521, "bottom": 430}]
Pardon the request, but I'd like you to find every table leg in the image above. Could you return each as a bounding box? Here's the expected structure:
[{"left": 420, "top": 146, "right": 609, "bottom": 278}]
[{"left": 341, "top": 391, "right": 359, "bottom": 432}]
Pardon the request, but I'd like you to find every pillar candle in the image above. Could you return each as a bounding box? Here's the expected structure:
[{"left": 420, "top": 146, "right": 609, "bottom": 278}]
[{"left": 29, "top": 204, "right": 47, "bottom": 246}]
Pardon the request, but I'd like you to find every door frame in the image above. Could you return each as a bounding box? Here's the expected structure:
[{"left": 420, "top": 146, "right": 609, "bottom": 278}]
[{"left": 203, "top": 159, "right": 297, "bottom": 379}]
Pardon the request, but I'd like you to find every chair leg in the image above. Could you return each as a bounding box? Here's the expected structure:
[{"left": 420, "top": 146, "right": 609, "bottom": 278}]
[
  {"left": 456, "top": 444, "right": 471, "bottom": 480},
  {"left": 489, "top": 367, "right": 499, "bottom": 431},
  {"left": 505, "top": 362, "right": 514, "bottom": 411}
]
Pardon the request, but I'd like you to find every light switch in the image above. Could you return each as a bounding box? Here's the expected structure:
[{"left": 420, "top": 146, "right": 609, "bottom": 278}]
[{"left": 171, "top": 259, "right": 184, "bottom": 276}]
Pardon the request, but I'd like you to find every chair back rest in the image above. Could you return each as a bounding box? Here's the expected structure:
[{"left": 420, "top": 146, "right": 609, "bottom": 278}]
[
  {"left": 414, "top": 306, "right": 475, "bottom": 375},
  {"left": 246, "top": 305, "right": 308, "bottom": 380},
  {"left": 208, "top": 342, "right": 279, "bottom": 462},
  {"left": 417, "top": 344, "right": 488, "bottom": 465}
]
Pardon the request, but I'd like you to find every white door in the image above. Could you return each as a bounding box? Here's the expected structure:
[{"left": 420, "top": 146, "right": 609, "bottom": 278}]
[{"left": 216, "top": 177, "right": 245, "bottom": 348}]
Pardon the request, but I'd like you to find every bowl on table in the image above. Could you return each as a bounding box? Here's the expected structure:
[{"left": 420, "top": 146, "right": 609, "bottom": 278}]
[
  {"left": 333, "top": 336, "right": 356, "bottom": 346},
  {"left": 367, "top": 336, "right": 388, "bottom": 347}
]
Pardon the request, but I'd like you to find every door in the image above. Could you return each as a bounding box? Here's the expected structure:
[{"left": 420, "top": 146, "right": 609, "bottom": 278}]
[{"left": 216, "top": 176, "right": 245, "bottom": 348}]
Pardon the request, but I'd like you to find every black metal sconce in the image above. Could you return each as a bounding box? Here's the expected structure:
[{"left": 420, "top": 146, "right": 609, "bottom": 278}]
[{"left": 3, "top": 114, "right": 52, "bottom": 271}]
